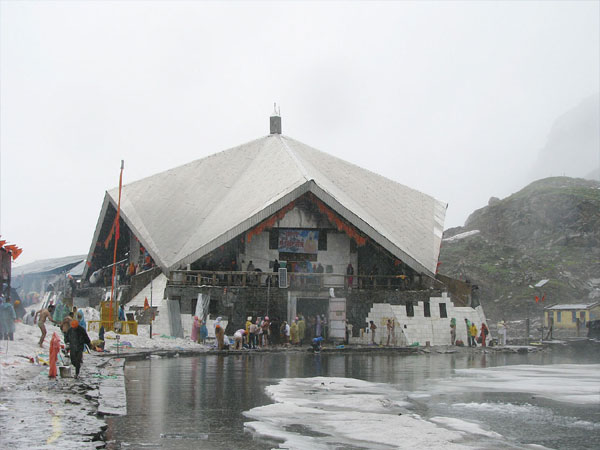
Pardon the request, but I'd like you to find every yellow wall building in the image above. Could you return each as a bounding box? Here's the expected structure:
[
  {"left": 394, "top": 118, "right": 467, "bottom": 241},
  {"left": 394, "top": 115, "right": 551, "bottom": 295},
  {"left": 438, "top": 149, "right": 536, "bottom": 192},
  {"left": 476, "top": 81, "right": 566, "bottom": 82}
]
[{"left": 544, "top": 303, "right": 600, "bottom": 330}]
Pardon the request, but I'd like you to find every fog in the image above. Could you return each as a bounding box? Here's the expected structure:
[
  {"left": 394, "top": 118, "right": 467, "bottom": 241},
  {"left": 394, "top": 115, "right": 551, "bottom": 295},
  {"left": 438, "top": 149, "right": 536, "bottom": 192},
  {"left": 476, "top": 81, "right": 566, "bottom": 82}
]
[{"left": 1, "top": 1, "right": 598, "bottom": 265}]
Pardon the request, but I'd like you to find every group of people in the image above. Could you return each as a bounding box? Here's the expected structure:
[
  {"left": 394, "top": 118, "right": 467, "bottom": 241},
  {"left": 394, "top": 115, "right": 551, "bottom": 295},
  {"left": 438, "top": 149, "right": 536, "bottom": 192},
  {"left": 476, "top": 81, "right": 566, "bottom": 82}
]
[
  {"left": 37, "top": 305, "right": 91, "bottom": 378},
  {"left": 201, "top": 313, "right": 334, "bottom": 351},
  {"left": 190, "top": 316, "right": 209, "bottom": 344},
  {"left": 457, "top": 319, "right": 490, "bottom": 347}
]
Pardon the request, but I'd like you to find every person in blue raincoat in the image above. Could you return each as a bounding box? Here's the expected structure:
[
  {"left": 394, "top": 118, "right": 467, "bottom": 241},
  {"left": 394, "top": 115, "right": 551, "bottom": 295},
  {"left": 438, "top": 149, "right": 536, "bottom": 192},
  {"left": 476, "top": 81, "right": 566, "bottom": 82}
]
[
  {"left": 118, "top": 305, "right": 126, "bottom": 322},
  {"left": 199, "top": 320, "right": 208, "bottom": 344},
  {"left": 0, "top": 298, "right": 17, "bottom": 340},
  {"left": 77, "top": 309, "right": 87, "bottom": 331}
]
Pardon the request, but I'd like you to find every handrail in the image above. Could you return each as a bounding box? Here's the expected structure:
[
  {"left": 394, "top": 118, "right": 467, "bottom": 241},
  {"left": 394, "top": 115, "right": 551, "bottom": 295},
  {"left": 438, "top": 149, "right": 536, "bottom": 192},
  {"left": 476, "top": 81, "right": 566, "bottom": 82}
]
[{"left": 168, "top": 269, "right": 426, "bottom": 289}]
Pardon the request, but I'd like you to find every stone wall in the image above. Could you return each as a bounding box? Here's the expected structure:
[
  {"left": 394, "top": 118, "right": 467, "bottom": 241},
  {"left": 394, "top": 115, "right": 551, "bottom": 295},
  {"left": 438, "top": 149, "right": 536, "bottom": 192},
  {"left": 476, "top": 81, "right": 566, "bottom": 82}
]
[
  {"left": 165, "top": 285, "right": 289, "bottom": 334},
  {"left": 345, "top": 289, "right": 438, "bottom": 337},
  {"left": 361, "top": 294, "right": 488, "bottom": 346}
]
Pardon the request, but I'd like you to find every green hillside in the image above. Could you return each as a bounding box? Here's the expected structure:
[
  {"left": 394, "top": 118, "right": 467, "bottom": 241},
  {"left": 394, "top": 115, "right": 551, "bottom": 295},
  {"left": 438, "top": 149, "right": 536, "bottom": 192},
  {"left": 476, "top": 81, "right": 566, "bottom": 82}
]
[{"left": 439, "top": 177, "right": 600, "bottom": 321}]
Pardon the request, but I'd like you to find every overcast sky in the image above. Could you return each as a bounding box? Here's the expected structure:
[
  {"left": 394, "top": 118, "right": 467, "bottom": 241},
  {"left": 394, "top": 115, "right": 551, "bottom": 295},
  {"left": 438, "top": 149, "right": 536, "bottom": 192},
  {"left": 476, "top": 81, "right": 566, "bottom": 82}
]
[{"left": 1, "top": 1, "right": 599, "bottom": 266}]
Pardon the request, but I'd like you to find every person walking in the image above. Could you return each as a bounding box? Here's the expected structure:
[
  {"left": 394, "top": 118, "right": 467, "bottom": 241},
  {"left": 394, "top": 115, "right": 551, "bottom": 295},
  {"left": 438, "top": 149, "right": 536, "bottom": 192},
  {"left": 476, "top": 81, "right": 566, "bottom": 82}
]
[
  {"left": 480, "top": 323, "right": 489, "bottom": 347},
  {"left": 35, "top": 305, "right": 57, "bottom": 347},
  {"left": 497, "top": 320, "right": 507, "bottom": 345},
  {"left": 65, "top": 319, "right": 91, "bottom": 379},
  {"left": 469, "top": 322, "right": 478, "bottom": 347}
]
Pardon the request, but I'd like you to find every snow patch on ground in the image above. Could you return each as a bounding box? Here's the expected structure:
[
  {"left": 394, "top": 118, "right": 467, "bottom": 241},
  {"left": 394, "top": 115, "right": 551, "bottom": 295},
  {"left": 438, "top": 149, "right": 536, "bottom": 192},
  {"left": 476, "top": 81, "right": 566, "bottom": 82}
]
[{"left": 443, "top": 230, "right": 480, "bottom": 242}]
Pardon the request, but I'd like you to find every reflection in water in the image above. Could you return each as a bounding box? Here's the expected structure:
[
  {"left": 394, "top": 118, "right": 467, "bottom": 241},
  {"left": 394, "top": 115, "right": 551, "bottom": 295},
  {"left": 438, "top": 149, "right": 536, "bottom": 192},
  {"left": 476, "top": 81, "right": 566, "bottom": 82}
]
[{"left": 106, "top": 350, "right": 600, "bottom": 450}]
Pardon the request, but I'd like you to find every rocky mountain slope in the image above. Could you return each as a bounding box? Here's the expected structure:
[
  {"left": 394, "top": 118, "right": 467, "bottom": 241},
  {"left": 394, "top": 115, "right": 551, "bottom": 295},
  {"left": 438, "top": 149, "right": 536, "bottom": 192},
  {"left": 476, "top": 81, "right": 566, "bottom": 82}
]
[{"left": 439, "top": 177, "right": 600, "bottom": 321}]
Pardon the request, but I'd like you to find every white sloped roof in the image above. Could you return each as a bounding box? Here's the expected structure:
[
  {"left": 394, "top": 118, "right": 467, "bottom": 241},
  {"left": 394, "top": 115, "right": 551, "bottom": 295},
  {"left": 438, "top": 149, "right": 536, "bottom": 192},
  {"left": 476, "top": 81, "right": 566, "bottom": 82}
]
[
  {"left": 546, "top": 303, "right": 599, "bottom": 310},
  {"left": 12, "top": 255, "right": 86, "bottom": 276},
  {"left": 95, "top": 134, "right": 446, "bottom": 276}
]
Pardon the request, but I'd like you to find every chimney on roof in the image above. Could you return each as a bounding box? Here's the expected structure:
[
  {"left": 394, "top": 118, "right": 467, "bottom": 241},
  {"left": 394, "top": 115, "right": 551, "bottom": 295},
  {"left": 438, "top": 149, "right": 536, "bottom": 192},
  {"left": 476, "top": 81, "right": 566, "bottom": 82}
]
[{"left": 270, "top": 103, "right": 281, "bottom": 134}]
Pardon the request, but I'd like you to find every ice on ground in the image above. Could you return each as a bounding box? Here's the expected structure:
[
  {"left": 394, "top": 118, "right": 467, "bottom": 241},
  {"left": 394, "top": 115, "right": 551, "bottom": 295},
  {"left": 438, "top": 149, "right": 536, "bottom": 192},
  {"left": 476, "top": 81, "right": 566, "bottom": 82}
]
[
  {"left": 434, "top": 364, "right": 600, "bottom": 405},
  {"left": 430, "top": 417, "right": 502, "bottom": 438},
  {"left": 244, "top": 377, "right": 478, "bottom": 449},
  {"left": 453, "top": 402, "right": 597, "bottom": 430}
]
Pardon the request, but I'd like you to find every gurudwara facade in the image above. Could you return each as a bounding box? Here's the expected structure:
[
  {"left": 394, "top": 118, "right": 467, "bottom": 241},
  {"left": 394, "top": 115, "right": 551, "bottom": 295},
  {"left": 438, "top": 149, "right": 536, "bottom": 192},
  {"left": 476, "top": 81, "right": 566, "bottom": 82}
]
[{"left": 84, "top": 113, "right": 487, "bottom": 346}]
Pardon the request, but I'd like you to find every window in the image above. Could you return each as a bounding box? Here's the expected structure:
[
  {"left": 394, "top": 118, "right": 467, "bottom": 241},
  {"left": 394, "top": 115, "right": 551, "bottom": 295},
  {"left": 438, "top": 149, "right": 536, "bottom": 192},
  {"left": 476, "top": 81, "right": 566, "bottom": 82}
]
[
  {"left": 424, "top": 302, "right": 431, "bottom": 317},
  {"left": 557, "top": 311, "right": 562, "bottom": 322},
  {"left": 572, "top": 311, "right": 577, "bottom": 322},
  {"left": 269, "top": 229, "right": 279, "bottom": 249},
  {"left": 439, "top": 303, "right": 447, "bottom": 318},
  {"left": 406, "top": 301, "right": 414, "bottom": 317}
]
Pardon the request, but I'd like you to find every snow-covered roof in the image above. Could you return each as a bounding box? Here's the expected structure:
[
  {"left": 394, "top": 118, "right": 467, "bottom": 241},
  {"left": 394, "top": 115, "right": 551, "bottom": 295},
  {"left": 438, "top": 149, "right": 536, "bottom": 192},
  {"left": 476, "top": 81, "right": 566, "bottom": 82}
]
[
  {"left": 89, "top": 133, "right": 446, "bottom": 276},
  {"left": 66, "top": 260, "right": 87, "bottom": 278},
  {"left": 545, "top": 303, "right": 599, "bottom": 310},
  {"left": 12, "top": 255, "right": 86, "bottom": 276}
]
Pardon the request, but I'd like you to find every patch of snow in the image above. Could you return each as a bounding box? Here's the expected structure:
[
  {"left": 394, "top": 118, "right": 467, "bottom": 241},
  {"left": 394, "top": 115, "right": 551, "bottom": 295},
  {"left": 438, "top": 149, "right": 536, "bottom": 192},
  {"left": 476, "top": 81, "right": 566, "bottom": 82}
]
[
  {"left": 443, "top": 230, "right": 480, "bottom": 243},
  {"left": 430, "top": 416, "right": 502, "bottom": 438},
  {"left": 434, "top": 364, "right": 600, "bottom": 405}
]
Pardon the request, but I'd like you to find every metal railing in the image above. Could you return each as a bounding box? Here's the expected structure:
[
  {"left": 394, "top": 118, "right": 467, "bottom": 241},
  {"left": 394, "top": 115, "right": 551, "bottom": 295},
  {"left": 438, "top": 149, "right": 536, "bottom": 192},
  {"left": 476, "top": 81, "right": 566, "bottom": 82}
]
[
  {"left": 88, "top": 320, "right": 138, "bottom": 335},
  {"left": 168, "top": 270, "right": 427, "bottom": 290}
]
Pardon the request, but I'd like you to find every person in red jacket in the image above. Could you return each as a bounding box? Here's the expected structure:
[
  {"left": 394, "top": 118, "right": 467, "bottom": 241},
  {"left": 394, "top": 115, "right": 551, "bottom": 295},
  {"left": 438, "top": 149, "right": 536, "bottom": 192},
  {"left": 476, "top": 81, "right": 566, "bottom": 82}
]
[{"left": 480, "top": 323, "right": 489, "bottom": 347}]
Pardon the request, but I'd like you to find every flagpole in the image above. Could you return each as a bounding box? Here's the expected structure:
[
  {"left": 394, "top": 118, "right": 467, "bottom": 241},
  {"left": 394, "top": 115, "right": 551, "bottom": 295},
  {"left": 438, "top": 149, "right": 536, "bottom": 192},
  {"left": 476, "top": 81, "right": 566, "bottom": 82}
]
[{"left": 109, "top": 160, "right": 124, "bottom": 325}]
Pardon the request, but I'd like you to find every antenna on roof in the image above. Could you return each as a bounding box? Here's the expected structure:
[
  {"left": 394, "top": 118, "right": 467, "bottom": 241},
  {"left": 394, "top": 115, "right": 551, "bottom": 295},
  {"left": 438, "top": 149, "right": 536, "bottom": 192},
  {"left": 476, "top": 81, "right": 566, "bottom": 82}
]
[{"left": 270, "top": 103, "right": 282, "bottom": 134}]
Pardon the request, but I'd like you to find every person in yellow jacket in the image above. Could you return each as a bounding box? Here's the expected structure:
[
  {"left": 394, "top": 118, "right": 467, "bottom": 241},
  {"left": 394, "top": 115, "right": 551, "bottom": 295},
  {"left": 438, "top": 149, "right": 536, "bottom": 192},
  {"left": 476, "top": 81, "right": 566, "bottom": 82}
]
[
  {"left": 469, "top": 322, "right": 478, "bottom": 347},
  {"left": 290, "top": 319, "right": 299, "bottom": 345},
  {"left": 297, "top": 315, "right": 306, "bottom": 345},
  {"left": 245, "top": 316, "right": 252, "bottom": 345}
]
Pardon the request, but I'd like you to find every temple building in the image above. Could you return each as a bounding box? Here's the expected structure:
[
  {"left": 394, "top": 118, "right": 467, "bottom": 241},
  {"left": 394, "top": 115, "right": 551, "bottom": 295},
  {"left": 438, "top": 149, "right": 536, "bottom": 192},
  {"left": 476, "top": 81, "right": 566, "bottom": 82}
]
[{"left": 84, "top": 112, "right": 487, "bottom": 345}]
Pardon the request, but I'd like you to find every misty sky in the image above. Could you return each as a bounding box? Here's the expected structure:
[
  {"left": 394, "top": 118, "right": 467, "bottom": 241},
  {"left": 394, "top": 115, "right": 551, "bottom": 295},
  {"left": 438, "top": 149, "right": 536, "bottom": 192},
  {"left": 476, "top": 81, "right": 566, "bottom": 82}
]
[{"left": 1, "top": 1, "right": 599, "bottom": 266}]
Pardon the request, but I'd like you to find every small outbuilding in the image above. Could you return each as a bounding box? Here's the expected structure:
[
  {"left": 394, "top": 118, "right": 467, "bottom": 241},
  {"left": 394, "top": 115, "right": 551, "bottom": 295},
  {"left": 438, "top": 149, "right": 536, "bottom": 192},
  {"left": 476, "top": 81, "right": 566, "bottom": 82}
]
[{"left": 544, "top": 302, "right": 600, "bottom": 334}]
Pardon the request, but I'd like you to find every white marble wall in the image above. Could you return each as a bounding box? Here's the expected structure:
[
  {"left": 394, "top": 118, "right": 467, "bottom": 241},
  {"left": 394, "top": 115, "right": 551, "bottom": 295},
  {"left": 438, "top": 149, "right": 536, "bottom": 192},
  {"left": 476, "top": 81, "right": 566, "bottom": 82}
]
[{"left": 354, "top": 292, "right": 488, "bottom": 346}]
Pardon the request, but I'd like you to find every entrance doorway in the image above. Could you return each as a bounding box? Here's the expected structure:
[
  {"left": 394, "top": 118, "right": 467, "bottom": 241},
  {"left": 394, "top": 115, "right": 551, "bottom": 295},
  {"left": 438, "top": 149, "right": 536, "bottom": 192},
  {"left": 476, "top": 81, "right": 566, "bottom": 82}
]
[
  {"left": 297, "top": 297, "right": 328, "bottom": 340},
  {"left": 297, "top": 297, "right": 329, "bottom": 319}
]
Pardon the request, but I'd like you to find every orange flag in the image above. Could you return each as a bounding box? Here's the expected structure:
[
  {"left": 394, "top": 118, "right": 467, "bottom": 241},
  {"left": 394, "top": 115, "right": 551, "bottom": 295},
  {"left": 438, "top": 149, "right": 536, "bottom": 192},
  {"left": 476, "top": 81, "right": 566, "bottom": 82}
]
[{"left": 144, "top": 297, "right": 150, "bottom": 310}]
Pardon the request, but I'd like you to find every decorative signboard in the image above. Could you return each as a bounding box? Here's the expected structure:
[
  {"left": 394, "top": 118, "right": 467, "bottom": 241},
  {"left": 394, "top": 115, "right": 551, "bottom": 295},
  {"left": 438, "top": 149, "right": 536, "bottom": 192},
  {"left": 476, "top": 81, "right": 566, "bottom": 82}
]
[{"left": 278, "top": 229, "right": 319, "bottom": 254}]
